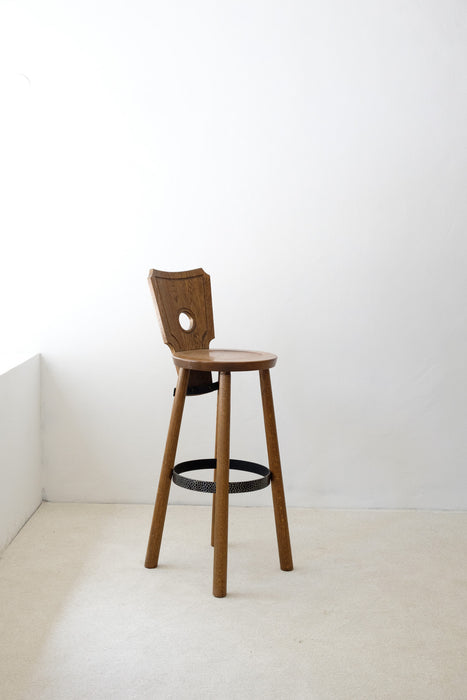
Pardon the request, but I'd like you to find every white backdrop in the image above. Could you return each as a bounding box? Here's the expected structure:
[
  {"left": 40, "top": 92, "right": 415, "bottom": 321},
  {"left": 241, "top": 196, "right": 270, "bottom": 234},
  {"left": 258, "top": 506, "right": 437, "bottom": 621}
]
[{"left": 2, "top": 1, "right": 466, "bottom": 508}]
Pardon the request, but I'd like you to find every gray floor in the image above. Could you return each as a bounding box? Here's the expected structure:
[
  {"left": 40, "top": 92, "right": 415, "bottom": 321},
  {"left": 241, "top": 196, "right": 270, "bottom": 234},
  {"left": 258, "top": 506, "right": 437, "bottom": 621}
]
[{"left": 0, "top": 503, "right": 466, "bottom": 700}]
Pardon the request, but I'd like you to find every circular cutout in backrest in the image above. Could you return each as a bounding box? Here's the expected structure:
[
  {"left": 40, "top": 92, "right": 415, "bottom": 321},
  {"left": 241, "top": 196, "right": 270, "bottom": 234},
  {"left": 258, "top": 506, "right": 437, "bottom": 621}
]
[{"left": 179, "top": 311, "right": 194, "bottom": 332}]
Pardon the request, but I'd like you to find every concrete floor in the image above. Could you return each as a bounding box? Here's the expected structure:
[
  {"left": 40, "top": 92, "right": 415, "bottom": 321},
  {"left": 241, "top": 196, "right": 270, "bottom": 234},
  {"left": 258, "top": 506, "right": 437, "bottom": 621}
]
[{"left": 0, "top": 503, "right": 466, "bottom": 700}]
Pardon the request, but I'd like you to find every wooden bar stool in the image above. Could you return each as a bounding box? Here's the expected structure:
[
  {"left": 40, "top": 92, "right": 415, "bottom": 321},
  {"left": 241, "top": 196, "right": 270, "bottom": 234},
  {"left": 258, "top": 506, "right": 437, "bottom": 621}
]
[{"left": 145, "top": 268, "right": 293, "bottom": 597}]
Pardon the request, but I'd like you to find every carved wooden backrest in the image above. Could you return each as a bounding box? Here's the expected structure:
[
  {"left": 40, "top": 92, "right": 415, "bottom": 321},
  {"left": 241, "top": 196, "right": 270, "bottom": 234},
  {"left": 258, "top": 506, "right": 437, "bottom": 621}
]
[{"left": 148, "top": 268, "right": 215, "bottom": 353}]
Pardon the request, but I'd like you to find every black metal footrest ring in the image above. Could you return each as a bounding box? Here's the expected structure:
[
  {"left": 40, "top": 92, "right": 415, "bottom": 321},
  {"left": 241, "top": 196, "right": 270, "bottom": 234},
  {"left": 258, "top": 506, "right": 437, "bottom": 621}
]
[{"left": 172, "top": 458, "right": 271, "bottom": 494}]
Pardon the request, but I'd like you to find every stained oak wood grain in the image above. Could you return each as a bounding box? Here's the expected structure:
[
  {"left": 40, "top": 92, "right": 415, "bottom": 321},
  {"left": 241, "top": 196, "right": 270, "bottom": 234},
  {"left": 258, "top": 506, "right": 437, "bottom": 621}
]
[
  {"left": 148, "top": 268, "right": 214, "bottom": 353},
  {"left": 172, "top": 349, "right": 277, "bottom": 372},
  {"left": 145, "top": 268, "right": 293, "bottom": 596},
  {"left": 260, "top": 369, "right": 293, "bottom": 571},
  {"left": 148, "top": 268, "right": 215, "bottom": 392},
  {"left": 213, "top": 371, "right": 231, "bottom": 597},
  {"left": 145, "top": 368, "right": 190, "bottom": 568}
]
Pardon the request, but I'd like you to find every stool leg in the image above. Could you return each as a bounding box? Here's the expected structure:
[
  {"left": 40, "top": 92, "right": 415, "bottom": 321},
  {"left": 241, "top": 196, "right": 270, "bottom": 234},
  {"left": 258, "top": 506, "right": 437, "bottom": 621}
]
[
  {"left": 145, "top": 368, "right": 190, "bottom": 568},
  {"left": 211, "top": 380, "right": 221, "bottom": 547},
  {"left": 259, "top": 369, "right": 293, "bottom": 571},
  {"left": 213, "top": 371, "right": 231, "bottom": 597}
]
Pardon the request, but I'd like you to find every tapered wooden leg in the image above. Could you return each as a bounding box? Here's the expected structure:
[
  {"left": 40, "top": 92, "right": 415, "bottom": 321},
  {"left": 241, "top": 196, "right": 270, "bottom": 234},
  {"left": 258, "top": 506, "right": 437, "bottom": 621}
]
[
  {"left": 213, "top": 371, "right": 231, "bottom": 597},
  {"left": 145, "top": 368, "right": 190, "bottom": 568},
  {"left": 259, "top": 369, "right": 293, "bottom": 571},
  {"left": 211, "top": 380, "right": 221, "bottom": 547}
]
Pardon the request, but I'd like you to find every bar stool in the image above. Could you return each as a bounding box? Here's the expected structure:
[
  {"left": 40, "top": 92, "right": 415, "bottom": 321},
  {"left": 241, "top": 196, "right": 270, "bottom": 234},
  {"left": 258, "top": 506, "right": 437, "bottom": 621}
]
[{"left": 145, "top": 268, "right": 293, "bottom": 597}]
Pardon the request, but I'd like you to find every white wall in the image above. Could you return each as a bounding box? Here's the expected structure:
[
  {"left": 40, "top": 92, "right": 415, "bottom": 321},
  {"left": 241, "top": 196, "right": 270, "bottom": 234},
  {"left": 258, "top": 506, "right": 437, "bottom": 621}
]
[
  {"left": 2, "top": 1, "right": 466, "bottom": 508},
  {"left": 0, "top": 356, "right": 42, "bottom": 551}
]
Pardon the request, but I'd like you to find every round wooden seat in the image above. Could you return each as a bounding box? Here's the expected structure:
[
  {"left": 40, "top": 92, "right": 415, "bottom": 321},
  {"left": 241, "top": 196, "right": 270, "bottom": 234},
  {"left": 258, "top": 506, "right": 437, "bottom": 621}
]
[{"left": 172, "top": 348, "right": 277, "bottom": 372}]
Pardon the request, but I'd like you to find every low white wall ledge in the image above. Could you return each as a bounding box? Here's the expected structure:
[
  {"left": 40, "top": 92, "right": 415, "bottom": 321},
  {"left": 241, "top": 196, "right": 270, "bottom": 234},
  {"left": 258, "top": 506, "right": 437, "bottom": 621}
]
[{"left": 0, "top": 354, "right": 42, "bottom": 552}]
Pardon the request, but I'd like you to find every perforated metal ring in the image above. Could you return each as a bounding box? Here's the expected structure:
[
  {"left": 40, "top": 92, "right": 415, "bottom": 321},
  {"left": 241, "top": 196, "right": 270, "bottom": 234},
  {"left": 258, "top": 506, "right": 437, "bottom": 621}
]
[{"left": 172, "top": 458, "right": 271, "bottom": 494}]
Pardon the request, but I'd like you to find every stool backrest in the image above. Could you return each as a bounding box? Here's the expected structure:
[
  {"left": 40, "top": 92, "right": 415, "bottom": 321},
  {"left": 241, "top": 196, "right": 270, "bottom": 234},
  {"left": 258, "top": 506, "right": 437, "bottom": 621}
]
[{"left": 148, "top": 268, "right": 215, "bottom": 353}]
